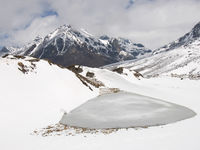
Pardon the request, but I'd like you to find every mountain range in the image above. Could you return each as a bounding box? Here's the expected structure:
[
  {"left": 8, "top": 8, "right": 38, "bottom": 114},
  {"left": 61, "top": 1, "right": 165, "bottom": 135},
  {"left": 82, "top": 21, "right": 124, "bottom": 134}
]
[
  {"left": 1, "top": 21, "right": 200, "bottom": 78},
  {"left": 105, "top": 22, "right": 200, "bottom": 79},
  {"left": 0, "top": 25, "right": 151, "bottom": 67}
]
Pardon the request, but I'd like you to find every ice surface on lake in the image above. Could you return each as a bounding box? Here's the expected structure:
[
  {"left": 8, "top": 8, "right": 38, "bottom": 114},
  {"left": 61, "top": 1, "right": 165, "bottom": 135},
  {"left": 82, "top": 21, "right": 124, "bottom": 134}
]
[{"left": 60, "top": 91, "right": 196, "bottom": 129}]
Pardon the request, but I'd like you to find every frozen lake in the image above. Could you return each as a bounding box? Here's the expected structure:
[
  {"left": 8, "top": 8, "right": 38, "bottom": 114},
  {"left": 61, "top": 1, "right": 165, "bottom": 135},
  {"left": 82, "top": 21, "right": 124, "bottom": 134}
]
[{"left": 60, "top": 91, "right": 196, "bottom": 129}]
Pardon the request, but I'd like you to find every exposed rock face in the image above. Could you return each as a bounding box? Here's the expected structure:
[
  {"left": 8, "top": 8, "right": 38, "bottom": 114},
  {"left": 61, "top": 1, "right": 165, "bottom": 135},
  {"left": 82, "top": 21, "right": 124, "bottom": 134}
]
[{"left": 0, "top": 47, "right": 9, "bottom": 56}]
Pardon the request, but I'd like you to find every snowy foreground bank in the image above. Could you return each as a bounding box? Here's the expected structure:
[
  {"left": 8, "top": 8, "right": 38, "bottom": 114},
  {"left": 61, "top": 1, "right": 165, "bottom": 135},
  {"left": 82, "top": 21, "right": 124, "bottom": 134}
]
[
  {"left": 60, "top": 91, "right": 196, "bottom": 129},
  {"left": 0, "top": 56, "right": 200, "bottom": 150}
]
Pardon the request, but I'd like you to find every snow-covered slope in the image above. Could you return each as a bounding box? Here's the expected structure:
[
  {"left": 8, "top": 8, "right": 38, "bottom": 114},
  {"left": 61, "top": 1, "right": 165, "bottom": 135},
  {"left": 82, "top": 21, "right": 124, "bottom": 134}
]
[
  {"left": 106, "top": 22, "right": 200, "bottom": 79},
  {"left": 0, "top": 55, "right": 200, "bottom": 150},
  {"left": 0, "top": 55, "right": 99, "bottom": 112},
  {"left": 1, "top": 25, "right": 151, "bottom": 67}
]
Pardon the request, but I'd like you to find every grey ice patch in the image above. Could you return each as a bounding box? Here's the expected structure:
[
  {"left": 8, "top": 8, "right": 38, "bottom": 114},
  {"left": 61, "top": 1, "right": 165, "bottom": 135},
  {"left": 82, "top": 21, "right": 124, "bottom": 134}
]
[{"left": 60, "top": 91, "right": 196, "bottom": 129}]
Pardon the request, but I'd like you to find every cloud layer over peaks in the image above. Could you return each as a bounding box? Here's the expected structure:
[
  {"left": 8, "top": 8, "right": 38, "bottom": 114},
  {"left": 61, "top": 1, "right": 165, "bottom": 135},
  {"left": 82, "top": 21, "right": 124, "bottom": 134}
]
[{"left": 0, "top": 0, "right": 200, "bottom": 49}]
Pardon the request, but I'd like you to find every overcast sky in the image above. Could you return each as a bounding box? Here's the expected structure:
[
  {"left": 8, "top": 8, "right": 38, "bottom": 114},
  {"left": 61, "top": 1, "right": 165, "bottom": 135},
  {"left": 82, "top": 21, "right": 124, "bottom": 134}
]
[{"left": 0, "top": 0, "right": 200, "bottom": 49}]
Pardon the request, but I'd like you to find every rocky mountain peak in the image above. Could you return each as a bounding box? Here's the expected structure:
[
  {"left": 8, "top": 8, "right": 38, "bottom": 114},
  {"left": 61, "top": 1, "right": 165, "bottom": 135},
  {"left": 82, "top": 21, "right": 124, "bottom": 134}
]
[
  {"left": 154, "top": 21, "right": 200, "bottom": 54},
  {"left": 33, "top": 36, "right": 43, "bottom": 42},
  {"left": 191, "top": 22, "right": 200, "bottom": 38}
]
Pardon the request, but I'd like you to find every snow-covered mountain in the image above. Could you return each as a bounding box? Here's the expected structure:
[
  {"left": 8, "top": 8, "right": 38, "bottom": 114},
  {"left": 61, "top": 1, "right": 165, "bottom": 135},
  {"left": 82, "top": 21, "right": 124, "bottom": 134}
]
[
  {"left": 155, "top": 21, "right": 200, "bottom": 54},
  {"left": 0, "top": 25, "right": 151, "bottom": 67},
  {"left": 106, "top": 22, "right": 200, "bottom": 79}
]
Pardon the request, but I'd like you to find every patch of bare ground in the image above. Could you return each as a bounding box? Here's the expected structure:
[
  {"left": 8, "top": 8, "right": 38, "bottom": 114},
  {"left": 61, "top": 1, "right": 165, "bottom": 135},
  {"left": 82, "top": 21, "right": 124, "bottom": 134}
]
[
  {"left": 32, "top": 124, "right": 120, "bottom": 137},
  {"left": 134, "top": 71, "right": 143, "bottom": 78},
  {"left": 86, "top": 71, "right": 94, "bottom": 78},
  {"left": 75, "top": 74, "right": 104, "bottom": 90},
  {"left": 18, "top": 62, "right": 28, "bottom": 74},
  {"left": 99, "top": 88, "right": 120, "bottom": 95},
  {"left": 14, "top": 55, "right": 26, "bottom": 59},
  {"left": 112, "top": 67, "right": 145, "bottom": 80},
  {"left": 171, "top": 73, "right": 200, "bottom": 80},
  {"left": 31, "top": 124, "right": 154, "bottom": 137},
  {"left": 66, "top": 66, "right": 105, "bottom": 90},
  {"left": 67, "top": 65, "right": 83, "bottom": 73},
  {"left": 76, "top": 73, "right": 105, "bottom": 90},
  {"left": 76, "top": 74, "right": 93, "bottom": 91},
  {"left": 133, "top": 71, "right": 144, "bottom": 80},
  {"left": 17, "top": 61, "right": 36, "bottom": 74},
  {"left": 7, "top": 55, "right": 25, "bottom": 59},
  {"left": 112, "top": 67, "right": 124, "bottom": 74}
]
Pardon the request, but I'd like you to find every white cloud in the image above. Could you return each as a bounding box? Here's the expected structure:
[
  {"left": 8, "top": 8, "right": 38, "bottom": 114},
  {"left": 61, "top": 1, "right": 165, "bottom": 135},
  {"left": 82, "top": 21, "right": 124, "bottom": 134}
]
[
  {"left": 8, "top": 15, "right": 59, "bottom": 46},
  {"left": 0, "top": 0, "right": 200, "bottom": 49}
]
